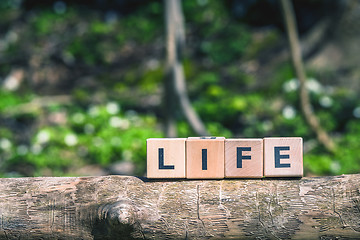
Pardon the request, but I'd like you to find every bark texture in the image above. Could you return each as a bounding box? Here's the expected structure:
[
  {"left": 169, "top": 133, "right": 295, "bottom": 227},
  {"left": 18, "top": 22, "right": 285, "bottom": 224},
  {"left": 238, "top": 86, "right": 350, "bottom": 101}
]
[{"left": 1, "top": 174, "right": 360, "bottom": 239}]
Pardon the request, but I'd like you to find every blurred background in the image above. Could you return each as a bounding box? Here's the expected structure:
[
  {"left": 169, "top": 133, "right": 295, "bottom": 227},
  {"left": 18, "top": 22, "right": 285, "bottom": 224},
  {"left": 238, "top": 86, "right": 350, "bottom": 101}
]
[{"left": 0, "top": 0, "right": 359, "bottom": 178}]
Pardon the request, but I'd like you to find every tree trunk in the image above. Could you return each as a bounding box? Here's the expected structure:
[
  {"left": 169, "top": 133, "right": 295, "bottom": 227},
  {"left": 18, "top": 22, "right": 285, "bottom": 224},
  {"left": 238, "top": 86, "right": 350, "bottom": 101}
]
[
  {"left": 279, "top": 0, "right": 336, "bottom": 153},
  {"left": 164, "top": 0, "right": 208, "bottom": 137},
  {"left": 0, "top": 174, "right": 360, "bottom": 239}
]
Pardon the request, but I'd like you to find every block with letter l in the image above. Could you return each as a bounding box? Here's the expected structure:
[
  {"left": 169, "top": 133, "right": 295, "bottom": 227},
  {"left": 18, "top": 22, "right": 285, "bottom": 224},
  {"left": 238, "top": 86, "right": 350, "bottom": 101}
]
[
  {"left": 147, "top": 138, "right": 186, "bottom": 178},
  {"left": 264, "top": 137, "right": 303, "bottom": 177},
  {"left": 186, "top": 137, "right": 225, "bottom": 179}
]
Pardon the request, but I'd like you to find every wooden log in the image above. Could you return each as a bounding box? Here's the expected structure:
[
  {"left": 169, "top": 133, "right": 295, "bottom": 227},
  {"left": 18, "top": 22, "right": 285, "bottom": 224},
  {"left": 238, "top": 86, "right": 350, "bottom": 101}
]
[{"left": 0, "top": 175, "right": 360, "bottom": 239}]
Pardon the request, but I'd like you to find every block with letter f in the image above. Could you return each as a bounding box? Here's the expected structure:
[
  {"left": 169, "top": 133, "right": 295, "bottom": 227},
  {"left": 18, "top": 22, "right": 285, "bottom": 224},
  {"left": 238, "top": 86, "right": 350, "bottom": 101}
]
[{"left": 225, "top": 138, "right": 263, "bottom": 178}]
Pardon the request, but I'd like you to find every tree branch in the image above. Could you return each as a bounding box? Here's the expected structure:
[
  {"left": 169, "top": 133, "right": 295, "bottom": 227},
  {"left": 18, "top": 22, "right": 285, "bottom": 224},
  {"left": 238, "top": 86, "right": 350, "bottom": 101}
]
[
  {"left": 164, "top": 0, "right": 208, "bottom": 137},
  {"left": 279, "top": 0, "right": 336, "bottom": 153},
  {"left": 2, "top": 95, "right": 72, "bottom": 117}
]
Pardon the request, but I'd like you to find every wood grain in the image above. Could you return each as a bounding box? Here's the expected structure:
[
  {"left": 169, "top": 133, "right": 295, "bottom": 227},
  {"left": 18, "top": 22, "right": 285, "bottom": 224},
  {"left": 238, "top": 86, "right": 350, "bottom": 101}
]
[
  {"left": 264, "top": 137, "right": 303, "bottom": 177},
  {"left": 0, "top": 175, "right": 360, "bottom": 239},
  {"left": 147, "top": 138, "right": 186, "bottom": 178},
  {"left": 186, "top": 137, "right": 225, "bottom": 179},
  {"left": 225, "top": 138, "right": 263, "bottom": 178}
]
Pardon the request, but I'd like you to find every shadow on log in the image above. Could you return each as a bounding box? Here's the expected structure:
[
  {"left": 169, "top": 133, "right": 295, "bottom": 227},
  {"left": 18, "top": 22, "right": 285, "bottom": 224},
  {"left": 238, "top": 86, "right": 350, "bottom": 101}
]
[{"left": 0, "top": 175, "right": 360, "bottom": 239}]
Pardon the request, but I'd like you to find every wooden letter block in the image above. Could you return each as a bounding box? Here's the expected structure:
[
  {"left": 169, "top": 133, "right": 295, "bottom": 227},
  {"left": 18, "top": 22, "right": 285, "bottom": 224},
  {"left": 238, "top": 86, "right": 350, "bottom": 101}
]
[
  {"left": 264, "top": 137, "right": 303, "bottom": 177},
  {"left": 186, "top": 137, "right": 224, "bottom": 179},
  {"left": 147, "top": 138, "right": 186, "bottom": 178},
  {"left": 225, "top": 138, "right": 263, "bottom": 178}
]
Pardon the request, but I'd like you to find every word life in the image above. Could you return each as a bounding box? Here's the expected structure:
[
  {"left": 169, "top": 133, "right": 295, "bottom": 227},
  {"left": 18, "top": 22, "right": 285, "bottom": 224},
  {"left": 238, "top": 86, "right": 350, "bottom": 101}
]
[{"left": 147, "top": 137, "right": 303, "bottom": 179}]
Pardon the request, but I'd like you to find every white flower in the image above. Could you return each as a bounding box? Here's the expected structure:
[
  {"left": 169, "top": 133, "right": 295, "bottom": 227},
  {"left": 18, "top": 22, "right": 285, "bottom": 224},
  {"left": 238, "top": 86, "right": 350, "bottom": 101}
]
[
  {"left": 353, "top": 107, "right": 360, "bottom": 118},
  {"left": 17, "top": 145, "right": 28, "bottom": 155},
  {"left": 88, "top": 105, "right": 99, "bottom": 117},
  {"left": 283, "top": 78, "right": 299, "bottom": 92},
  {"left": 109, "top": 117, "right": 130, "bottom": 129},
  {"left": 122, "top": 150, "right": 133, "bottom": 160},
  {"left": 306, "top": 78, "right": 323, "bottom": 94},
  {"left": 319, "top": 96, "right": 333, "bottom": 108},
  {"left": 146, "top": 59, "right": 159, "bottom": 70},
  {"left": 283, "top": 78, "right": 324, "bottom": 94},
  {"left": 53, "top": 1, "right": 67, "bottom": 15},
  {"left": 109, "top": 116, "right": 122, "bottom": 128},
  {"left": 36, "top": 130, "right": 50, "bottom": 144},
  {"left": 92, "top": 137, "right": 104, "bottom": 147},
  {"left": 6, "top": 31, "right": 18, "bottom": 43},
  {"left": 125, "top": 110, "right": 138, "bottom": 117},
  {"left": 31, "top": 144, "right": 43, "bottom": 155},
  {"left": 282, "top": 105, "right": 296, "bottom": 119},
  {"left": 72, "top": 113, "right": 85, "bottom": 124},
  {"left": 120, "top": 119, "right": 130, "bottom": 129},
  {"left": 64, "top": 134, "right": 78, "bottom": 146},
  {"left": 330, "top": 161, "right": 341, "bottom": 173},
  {"left": 84, "top": 124, "right": 95, "bottom": 134},
  {"left": 0, "top": 138, "right": 12, "bottom": 150},
  {"left": 262, "top": 120, "right": 273, "bottom": 131},
  {"left": 125, "top": 110, "right": 139, "bottom": 121},
  {"left": 106, "top": 102, "right": 120, "bottom": 115},
  {"left": 3, "top": 75, "right": 19, "bottom": 91}
]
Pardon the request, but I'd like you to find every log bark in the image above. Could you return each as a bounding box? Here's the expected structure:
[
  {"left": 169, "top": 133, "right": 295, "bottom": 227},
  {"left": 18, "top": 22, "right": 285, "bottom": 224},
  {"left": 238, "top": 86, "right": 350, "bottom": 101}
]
[{"left": 0, "top": 174, "right": 360, "bottom": 239}]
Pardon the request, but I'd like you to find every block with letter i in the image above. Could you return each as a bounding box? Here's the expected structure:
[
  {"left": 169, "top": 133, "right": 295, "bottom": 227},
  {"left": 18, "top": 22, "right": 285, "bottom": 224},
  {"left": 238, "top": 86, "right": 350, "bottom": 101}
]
[
  {"left": 146, "top": 138, "right": 186, "bottom": 178},
  {"left": 225, "top": 138, "right": 263, "bottom": 178},
  {"left": 264, "top": 137, "right": 303, "bottom": 177},
  {"left": 186, "top": 137, "right": 225, "bottom": 179}
]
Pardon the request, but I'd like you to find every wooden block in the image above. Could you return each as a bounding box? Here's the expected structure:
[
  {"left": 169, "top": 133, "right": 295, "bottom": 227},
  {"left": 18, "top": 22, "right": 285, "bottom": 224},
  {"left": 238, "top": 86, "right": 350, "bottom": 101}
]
[
  {"left": 147, "top": 138, "right": 186, "bottom": 178},
  {"left": 225, "top": 138, "right": 263, "bottom": 178},
  {"left": 264, "top": 137, "right": 303, "bottom": 177},
  {"left": 186, "top": 137, "right": 225, "bottom": 179}
]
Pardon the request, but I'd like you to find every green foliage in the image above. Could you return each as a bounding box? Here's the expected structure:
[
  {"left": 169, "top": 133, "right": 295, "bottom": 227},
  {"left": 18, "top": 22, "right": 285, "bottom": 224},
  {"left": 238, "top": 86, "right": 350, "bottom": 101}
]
[
  {"left": 140, "top": 67, "right": 164, "bottom": 92},
  {"left": 0, "top": 98, "right": 162, "bottom": 176},
  {"left": 0, "top": 0, "right": 20, "bottom": 11},
  {"left": 183, "top": 0, "right": 252, "bottom": 65},
  {"left": 30, "top": 9, "right": 75, "bottom": 36},
  {"left": 304, "top": 121, "right": 360, "bottom": 176},
  {"left": 0, "top": 90, "right": 27, "bottom": 111},
  {"left": 67, "top": 37, "right": 101, "bottom": 65},
  {"left": 122, "top": 2, "right": 163, "bottom": 44},
  {"left": 200, "top": 24, "right": 251, "bottom": 64},
  {"left": 245, "top": 29, "right": 280, "bottom": 58},
  {"left": 1, "top": 1, "right": 360, "bottom": 178}
]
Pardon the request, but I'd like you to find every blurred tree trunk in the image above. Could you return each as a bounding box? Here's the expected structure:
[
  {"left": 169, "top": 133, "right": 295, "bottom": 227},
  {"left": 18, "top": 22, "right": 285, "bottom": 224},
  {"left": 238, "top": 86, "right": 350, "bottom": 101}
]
[
  {"left": 163, "top": 0, "right": 208, "bottom": 137},
  {"left": 280, "top": 0, "right": 336, "bottom": 153}
]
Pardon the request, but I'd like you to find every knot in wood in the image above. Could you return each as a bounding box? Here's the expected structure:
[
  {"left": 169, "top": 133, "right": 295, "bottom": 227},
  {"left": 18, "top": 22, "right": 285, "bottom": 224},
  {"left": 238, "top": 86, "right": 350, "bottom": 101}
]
[{"left": 98, "top": 200, "right": 138, "bottom": 226}]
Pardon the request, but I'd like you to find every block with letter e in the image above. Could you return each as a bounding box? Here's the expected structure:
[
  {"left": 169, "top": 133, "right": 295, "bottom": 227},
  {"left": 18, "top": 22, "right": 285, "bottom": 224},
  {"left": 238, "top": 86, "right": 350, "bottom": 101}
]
[
  {"left": 264, "top": 137, "right": 303, "bottom": 177},
  {"left": 186, "top": 137, "right": 225, "bottom": 179},
  {"left": 225, "top": 138, "right": 263, "bottom": 178},
  {"left": 146, "top": 138, "right": 186, "bottom": 178}
]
